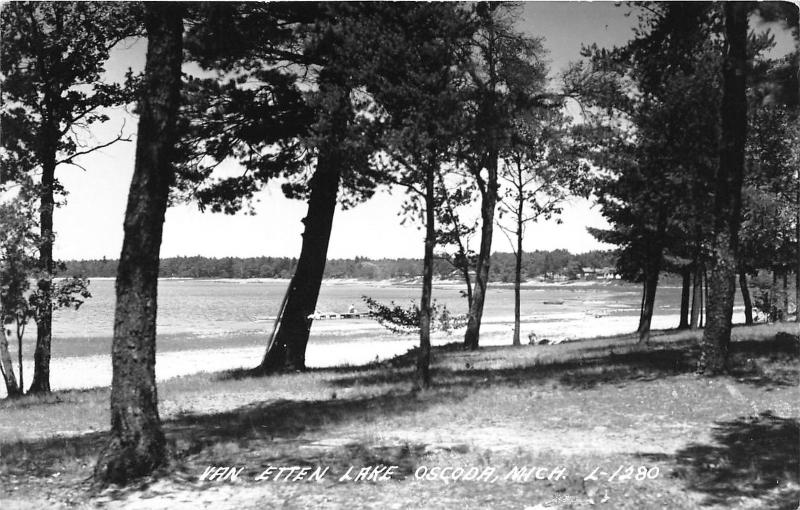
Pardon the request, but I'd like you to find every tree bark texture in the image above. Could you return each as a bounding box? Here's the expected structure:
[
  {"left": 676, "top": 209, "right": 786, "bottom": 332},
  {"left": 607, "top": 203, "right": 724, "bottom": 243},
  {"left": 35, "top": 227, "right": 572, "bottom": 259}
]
[
  {"left": 29, "top": 149, "right": 56, "bottom": 394},
  {"left": 260, "top": 155, "right": 343, "bottom": 372},
  {"left": 699, "top": 2, "right": 748, "bottom": 375},
  {"left": 690, "top": 263, "right": 703, "bottom": 329},
  {"left": 0, "top": 328, "right": 20, "bottom": 398},
  {"left": 638, "top": 262, "right": 659, "bottom": 344},
  {"left": 94, "top": 3, "right": 183, "bottom": 485},
  {"left": 782, "top": 271, "right": 789, "bottom": 319},
  {"left": 417, "top": 162, "right": 436, "bottom": 390},
  {"left": 259, "top": 83, "right": 349, "bottom": 373},
  {"left": 739, "top": 270, "right": 753, "bottom": 325},
  {"left": 512, "top": 221, "right": 523, "bottom": 346},
  {"left": 463, "top": 154, "right": 497, "bottom": 350},
  {"left": 678, "top": 267, "right": 691, "bottom": 329}
]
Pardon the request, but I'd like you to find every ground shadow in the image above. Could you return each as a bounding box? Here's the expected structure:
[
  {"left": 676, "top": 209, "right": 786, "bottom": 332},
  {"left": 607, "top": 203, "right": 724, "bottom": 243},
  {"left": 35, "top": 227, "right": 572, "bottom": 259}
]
[
  {"left": 671, "top": 412, "right": 800, "bottom": 509},
  {"left": 328, "top": 332, "right": 799, "bottom": 390},
  {"left": 0, "top": 388, "right": 458, "bottom": 483}
]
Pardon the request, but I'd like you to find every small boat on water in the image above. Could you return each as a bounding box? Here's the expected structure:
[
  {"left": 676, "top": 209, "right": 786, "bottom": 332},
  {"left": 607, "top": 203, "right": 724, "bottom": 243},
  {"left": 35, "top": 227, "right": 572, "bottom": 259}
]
[{"left": 542, "top": 300, "right": 565, "bottom": 305}]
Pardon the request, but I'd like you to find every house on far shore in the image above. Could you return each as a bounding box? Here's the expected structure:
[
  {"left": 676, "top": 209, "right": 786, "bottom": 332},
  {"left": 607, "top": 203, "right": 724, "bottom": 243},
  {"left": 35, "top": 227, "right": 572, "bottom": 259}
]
[
  {"left": 600, "top": 267, "right": 619, "bottom": 279},
  {"left": 581, "top": 267, "right": 619, "bottom": 280}
]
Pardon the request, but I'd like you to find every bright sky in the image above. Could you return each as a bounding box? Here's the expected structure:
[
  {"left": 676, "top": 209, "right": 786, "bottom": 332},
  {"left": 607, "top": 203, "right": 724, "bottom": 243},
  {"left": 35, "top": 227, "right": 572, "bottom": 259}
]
[{"left": 50, "top": 2, "right": 796, "bottom": 261}]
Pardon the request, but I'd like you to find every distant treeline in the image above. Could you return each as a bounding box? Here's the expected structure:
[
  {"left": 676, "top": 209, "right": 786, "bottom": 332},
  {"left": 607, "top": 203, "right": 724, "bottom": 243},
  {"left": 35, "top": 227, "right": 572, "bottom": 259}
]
[{"left": 64, "top": 249, "right": 617, "bottom": 281}]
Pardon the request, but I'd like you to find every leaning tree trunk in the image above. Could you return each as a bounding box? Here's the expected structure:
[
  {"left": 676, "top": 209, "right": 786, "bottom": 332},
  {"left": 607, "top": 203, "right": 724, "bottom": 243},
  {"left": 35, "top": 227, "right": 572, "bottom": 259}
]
[
  {"left": 259, "top": 82, "right": 349, "bottom": 373},
  {"left": 678, "top": 267, "right": 691, "bottom": 329},
  {"left": 28, "top": 146, "right": 56, "bottom": 395},
  {"left": 739, "top": 269, "right": 753, "bottom": 325},
  {"left": 259, "top": 156, "right": 342, "bottom": 372},
  {"left": 690, "top": 263, "right": 703, "bottom": 329},
  {"left": 416, "top": 162, "right": 436, "bottom": 390},
  {"left": 699, "top": 2, "right": 748, "bottom": 375},
  {"left": 638, "top": 261, "right": 660, "bottom": 344},
  {"left": 94, "top": 4, "right": 183, "bottom": 485},
  {"left": 0, "top": 328, "right": 21, "bottom": 398},
  {"left": 463, "top": 155, "right": 498, "bottom": 351},
  {"left": 463, "top": 22, "right": 498, "bottom": 351}
]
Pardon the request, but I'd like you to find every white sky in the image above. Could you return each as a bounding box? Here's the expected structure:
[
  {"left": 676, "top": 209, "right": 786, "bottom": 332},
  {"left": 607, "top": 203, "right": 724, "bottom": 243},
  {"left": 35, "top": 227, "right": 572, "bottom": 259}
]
[{"left": 50, "top": 2, "right": 797, "bottom": 261}]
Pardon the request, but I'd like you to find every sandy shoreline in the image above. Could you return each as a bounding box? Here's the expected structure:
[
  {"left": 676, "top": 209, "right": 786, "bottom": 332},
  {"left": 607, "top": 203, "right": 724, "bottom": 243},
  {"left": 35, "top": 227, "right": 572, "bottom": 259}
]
[{"left": 1, "top": 312, "right": 705, "bottom": 397}]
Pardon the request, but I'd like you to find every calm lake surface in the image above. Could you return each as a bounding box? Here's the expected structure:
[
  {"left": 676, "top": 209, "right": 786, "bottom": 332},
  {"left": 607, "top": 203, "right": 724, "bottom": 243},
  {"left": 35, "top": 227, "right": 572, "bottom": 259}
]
[{"left": 45, "top": 278, "right": 736, "bottom": 351}]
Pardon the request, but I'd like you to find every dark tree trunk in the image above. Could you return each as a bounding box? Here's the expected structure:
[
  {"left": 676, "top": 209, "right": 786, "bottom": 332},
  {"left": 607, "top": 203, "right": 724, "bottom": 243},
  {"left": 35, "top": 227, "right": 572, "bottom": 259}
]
[
  {"left": 463, "top": 21, "right": 498, "bottom": 352},
  {"left": 417, "top": 162, "right": 436, "bottom": 390},
  {"left": 29, "top": 150, "right": 56, "bottom": 395},
  {"left": 638, "top": 263, "right": 659, "bottom": 344},
  {"left": 699, "top": 2, "right": 748, "bottom": 375},
  {"left": 16, "top": 321, "right": 23, "bottom": 391},
  {"left": 259, "top": 83, "right": 349, "bottom": 373},
  {"left": 512, "top": 219, "right": 523, "bottom": 346},
  {"left": 770, "top": 270, "right": 778, "bottom": 319},
  {"left": 638, "top": 281, "right": 647, "bottom": 330},
  {"left": 94, "top": 4, "right": 183, "bottom": 485},
  {"left": 782, "top": 271, "right": 789, "bottom": 320},
  {"left": 690, "top": 263, "right": 702, "bottom": 329},
  {"left": 678, "top": 267, "right": 691, "bottom": 329},
  {"left": 739, "top": 270, "right": 753, "bottom": 325},
  {"left": 512, "top": 192, "right": 525, "bottom": 345},
  {"left": 637, "top": 282, "right": 646, "bottom": 332},
  {"left": 463, "top": 154, "right": 497, "bottom": 350},
  {"left": 259, "top": 158, "right": 342, "bottom": 372}
]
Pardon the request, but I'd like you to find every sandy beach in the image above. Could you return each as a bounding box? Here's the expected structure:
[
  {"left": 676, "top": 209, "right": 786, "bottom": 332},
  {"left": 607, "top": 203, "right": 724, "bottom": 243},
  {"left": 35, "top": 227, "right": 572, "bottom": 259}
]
[{"left": 2, "top": 312, "right": 698, "bottom": 397}]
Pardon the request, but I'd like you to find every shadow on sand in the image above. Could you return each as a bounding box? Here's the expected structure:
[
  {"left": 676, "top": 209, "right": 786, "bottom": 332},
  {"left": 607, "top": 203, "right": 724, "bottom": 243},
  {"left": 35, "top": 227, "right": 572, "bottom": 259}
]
[
  {"left": 326, "top": 331, "right": 799, "bottom": 390},
  {"left": 669, "top": 411, "right": 800, "bottom": 510},
  {"left": 0, "top": 330, "right": 796, "bottom": 498}
]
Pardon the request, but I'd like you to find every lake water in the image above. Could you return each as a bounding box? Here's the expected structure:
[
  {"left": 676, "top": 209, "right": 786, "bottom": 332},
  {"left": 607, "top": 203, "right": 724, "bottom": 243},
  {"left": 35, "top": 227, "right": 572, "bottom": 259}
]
[{"left": 3, "top": 278, "right": 746, "bottom": 395}]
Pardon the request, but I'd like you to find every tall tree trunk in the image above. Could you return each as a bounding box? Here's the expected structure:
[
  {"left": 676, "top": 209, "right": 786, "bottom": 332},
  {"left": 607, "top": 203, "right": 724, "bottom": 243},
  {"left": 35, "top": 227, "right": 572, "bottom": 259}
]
[
  {"left": 690, "top": 263, "right": 702, "bottom": 329},
  {"left": 770, "top": 269, "right": 778, "bottom": 320},
  {"left": 638, "top": 262, "right": 659, "bottom": 344},
  {"left": 28, "top": 150, "right": 56, "bottom": 394},
  {"left": 94, "top": 4, "right": 183, "bottom": 485},
  {"left": 699, "top": 2, "right": 748, "bottom": 375},
  {"left": 463, "top": 155, "right": 497, "bottom": 350},
  {"left": 417, "top": 162, "right": 436, "bottom": 390},
  {"left": 0, "top": 328, "right": 20, "bottom": 398},
  {"left": 782, "top": 271, "right": 789, "bottom": 320},
  {"left": 637, "top": 281, "right": 647, "bottom": 332},
  {"left": 739, "top": 270, "right": 753, "bottom": 325},
  {"left": 16, "top": 320, "right": 24, "bottom": 391},
  {"left": 512, "top": 215, "right": 523, "bottom": 346},
  {"left": 259, "top": 157, "right": 342, "bottom": 372},
  {"left": 678, "top": 267, "right": 691, "bottom": 329},
  {"left": 463, "top": 16, "right": 498, "bottom": 352},
  {"left": 259, "top": 83, "right": 349, "bottom": 373}
]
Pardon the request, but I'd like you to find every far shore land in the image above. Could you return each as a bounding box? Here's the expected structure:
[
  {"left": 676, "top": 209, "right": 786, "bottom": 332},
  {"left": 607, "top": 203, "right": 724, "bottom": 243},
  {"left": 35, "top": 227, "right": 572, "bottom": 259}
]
[{"left": 78, "top": 274, "right": 649, "bottom": 287}]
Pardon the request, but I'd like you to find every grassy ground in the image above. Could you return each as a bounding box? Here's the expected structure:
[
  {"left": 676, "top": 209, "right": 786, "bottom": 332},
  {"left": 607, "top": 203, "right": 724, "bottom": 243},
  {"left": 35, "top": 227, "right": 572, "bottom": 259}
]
[{"left": 0, "top": 323, "right": 798, "bottom": 509}]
